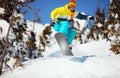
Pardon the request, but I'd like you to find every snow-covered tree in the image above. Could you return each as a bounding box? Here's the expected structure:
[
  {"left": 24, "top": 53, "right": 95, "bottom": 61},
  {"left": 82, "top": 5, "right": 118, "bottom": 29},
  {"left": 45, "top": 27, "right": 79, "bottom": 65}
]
[
  {"left": 0, "top": 0, "right": 35, "bottom": 75},
  {"left": 88, "top": 0, "right": 120, "bottom": 54},
  {"left": 88, "top": 6, "right": 106, "bottom": 41},
  {"left": 107, "top": 0, "right": 120, "bottom": 54}
]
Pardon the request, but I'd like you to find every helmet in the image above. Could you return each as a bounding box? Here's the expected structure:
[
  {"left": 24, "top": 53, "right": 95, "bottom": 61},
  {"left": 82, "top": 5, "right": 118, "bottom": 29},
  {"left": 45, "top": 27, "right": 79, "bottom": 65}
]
[{"left": 68, "top": 0, "right": 76, "bottom": 7}]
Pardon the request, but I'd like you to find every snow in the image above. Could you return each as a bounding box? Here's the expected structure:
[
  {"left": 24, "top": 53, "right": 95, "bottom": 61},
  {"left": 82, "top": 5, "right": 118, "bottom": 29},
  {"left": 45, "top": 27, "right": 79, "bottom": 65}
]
[
  {"left": 115, "top": 14, "right": 118, "bottom": 18},
  {"left": 110, "top": 0, "right": 112, "bottom": 3},
  {"left": 18, "top": 0, "right": 25, "bottom": 2},
  {"left": 1, "top": 39, "right": 120, "bottom": 78},
  {"left": 0, "top": 20, "right": 9, "bottom": 38},
  {"left": 1, "top": 19, "right": 120, "bottom": 78},
  {"left": 98, "top": 23, "right": 103, "bottom": 27},
  {"left": 72, "top": 40, "right": 111, "bottom": 56},
  {"left": 73, "top": 18, "right": 88, "bottom": 31},
  {"left": 0, "top": 8, "right": 5, "bottom": 14},
  {"left": 26, "top": 20, "right": 44, "bottom": 33}
]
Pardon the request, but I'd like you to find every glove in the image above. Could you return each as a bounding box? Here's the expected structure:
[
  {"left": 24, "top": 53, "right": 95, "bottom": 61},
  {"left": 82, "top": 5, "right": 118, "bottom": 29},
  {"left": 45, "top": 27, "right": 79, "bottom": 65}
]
[
  {"left": 68, "top": 19, "right": 73, "bottom": 22},
  {"left": 88, "top": 16, "right": 94, "bottom": 20},
  {"left": 50, "top": 20, "right": 55, "bottom": 27}
]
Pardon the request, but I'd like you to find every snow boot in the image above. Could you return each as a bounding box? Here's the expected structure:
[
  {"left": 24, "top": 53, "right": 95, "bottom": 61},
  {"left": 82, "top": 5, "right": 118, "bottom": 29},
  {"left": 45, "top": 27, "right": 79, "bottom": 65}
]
[{"left": 68, "top": 44, "right": 72, "bottom": 50}]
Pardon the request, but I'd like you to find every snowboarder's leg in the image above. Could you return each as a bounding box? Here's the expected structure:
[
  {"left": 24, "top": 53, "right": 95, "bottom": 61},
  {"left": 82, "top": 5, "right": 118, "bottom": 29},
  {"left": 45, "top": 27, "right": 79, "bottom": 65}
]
[
  {"left": 67, "top": 28, "right": 76, "bottom": 44},
  {"left": 59, "top": 21, "right": 69, "bottom": 35},
  {"left": 53, "top": 22, "right": 61, "bottom": 31},
  {"left": 53, "top": 21, "right": 76, "bottom": 45}
]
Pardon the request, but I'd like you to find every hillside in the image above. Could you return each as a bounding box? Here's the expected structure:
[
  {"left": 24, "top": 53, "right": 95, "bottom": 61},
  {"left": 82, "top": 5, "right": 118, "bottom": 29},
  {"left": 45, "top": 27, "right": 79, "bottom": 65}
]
[{"left": 1, "top": 39, "right": 120, "bottom": 78}]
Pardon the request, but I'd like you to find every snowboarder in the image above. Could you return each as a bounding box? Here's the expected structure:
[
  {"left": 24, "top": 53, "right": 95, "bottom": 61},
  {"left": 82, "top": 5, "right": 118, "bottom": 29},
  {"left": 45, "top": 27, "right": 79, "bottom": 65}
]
[{"left": 50, "top": 0, "right": 94, "bottom": 49}]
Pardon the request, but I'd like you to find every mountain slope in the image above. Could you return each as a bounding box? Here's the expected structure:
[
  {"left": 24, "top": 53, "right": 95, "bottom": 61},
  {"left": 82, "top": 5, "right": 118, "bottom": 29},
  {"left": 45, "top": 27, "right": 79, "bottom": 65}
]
[{"left": 1, "top": 39, "right": 120, "bottom": 78}]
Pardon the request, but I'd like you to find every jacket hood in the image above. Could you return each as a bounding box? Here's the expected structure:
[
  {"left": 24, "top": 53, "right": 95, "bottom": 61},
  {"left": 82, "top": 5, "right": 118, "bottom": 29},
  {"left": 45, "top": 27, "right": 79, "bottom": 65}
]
[
  {"left": 64, "top": 4, "right": 69, "bottom": 9},
  {"left": 64, "top": 4, "right": 76, "bottom": 14}
]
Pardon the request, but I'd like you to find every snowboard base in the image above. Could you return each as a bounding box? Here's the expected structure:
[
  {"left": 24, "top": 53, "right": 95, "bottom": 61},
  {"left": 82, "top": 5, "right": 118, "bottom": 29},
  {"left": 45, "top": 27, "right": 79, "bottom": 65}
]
[{"left": 55, "top": 33, "right": 73, "bottom": 56}]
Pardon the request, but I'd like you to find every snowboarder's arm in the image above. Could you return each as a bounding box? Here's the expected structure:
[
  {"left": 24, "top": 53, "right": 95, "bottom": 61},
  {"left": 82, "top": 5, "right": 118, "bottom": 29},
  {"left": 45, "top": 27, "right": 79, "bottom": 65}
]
[
  {"left": 75, "top": 12, "right": 94, "bottom": 20},
  {"left": 51, "top": 8, "right": 60, "bottom": 21}
]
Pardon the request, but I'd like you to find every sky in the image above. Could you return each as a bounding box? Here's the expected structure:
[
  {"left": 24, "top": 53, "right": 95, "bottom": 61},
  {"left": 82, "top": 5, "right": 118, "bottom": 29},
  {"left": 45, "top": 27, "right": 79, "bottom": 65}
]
[{"left": 24, "top": 0, "right": 110, "bottom": 24}]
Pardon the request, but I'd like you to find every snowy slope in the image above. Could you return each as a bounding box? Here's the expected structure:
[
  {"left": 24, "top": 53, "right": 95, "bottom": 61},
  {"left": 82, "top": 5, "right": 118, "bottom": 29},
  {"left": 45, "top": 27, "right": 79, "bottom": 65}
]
[
  {"left": 0, "top": 19, "right": 120, "bottom": 78},
  {"left": 1, "top": 39, "right": 120, "bottom": 78},
  {"left": 72, "top": 39, "right": 112, "bottom": 56},
  {"left": 1, "top": 19, "right": 120, "bottom": 78}
]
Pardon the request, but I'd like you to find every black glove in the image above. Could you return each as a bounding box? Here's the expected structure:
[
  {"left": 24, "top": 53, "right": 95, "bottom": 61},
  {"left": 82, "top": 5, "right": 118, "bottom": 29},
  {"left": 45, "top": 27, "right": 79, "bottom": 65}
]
[
  {"left": 68, "top": 19, "right": 73, "bottom": 22},
  {"left": 88, "top": 16, "right": 94, "bottom": 20},
  {"left": 50, "top": 20, "right": 55, "bottom": 27}
]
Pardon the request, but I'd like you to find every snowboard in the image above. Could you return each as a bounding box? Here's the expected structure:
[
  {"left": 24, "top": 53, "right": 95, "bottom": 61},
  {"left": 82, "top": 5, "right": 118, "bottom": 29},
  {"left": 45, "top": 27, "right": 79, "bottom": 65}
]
[{"left": 55, "top": 33, "right": 73, "bottom": 56}]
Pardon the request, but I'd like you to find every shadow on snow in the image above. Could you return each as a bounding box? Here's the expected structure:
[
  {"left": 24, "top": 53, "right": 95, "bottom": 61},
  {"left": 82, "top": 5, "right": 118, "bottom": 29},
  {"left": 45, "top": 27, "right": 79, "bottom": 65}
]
[{"left": 70, "top": 55, "right": 96, "bottom": 63}]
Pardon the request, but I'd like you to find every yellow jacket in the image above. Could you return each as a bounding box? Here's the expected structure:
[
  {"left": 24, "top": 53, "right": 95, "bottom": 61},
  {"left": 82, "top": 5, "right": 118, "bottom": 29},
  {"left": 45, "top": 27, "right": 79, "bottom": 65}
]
[{"left": 51, "top": 4, "right": 77, "bottom": 22}]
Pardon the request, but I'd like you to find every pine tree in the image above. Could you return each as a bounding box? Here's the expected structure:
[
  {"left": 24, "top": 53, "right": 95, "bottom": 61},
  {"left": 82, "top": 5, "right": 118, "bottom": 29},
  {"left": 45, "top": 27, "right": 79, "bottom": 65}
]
[
  {"left": 88, "top": 6, "right": 106, "bottom": 40},
  {"left": 108, "top": 0, "right": 120, "bottom": 54},
  {"left": 0, "top": 0, "right": 34, "bottom": 75}
]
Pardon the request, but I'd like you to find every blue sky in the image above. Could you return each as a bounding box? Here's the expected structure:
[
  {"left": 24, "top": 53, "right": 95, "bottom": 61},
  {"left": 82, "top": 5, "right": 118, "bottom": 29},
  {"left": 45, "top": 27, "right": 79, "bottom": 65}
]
[{"left": 24, "top": 0, "right": 110, "bottom": 24}]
